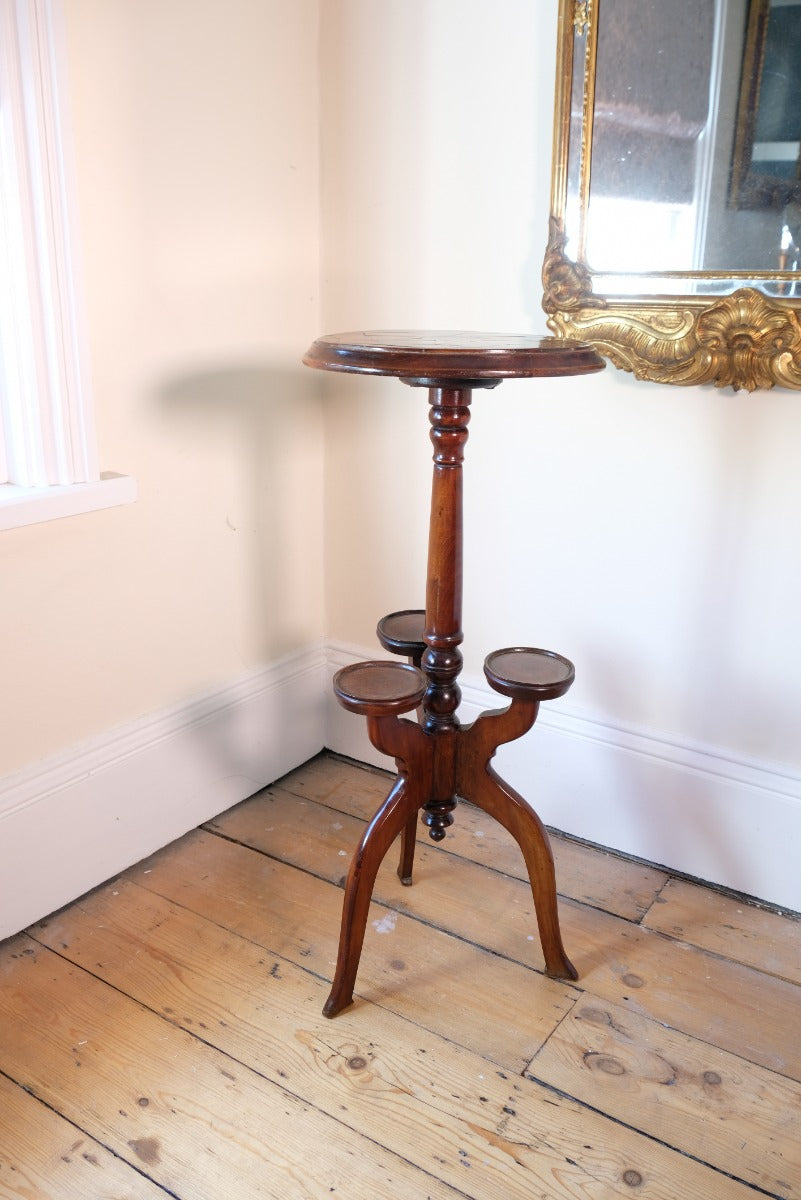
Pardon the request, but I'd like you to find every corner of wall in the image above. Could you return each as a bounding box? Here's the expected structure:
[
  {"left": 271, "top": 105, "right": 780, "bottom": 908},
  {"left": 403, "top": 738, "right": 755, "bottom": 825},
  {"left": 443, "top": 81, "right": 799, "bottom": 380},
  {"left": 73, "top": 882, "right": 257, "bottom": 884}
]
[{"left": 0, "top": 644, "right": 327, "bottom": 940}]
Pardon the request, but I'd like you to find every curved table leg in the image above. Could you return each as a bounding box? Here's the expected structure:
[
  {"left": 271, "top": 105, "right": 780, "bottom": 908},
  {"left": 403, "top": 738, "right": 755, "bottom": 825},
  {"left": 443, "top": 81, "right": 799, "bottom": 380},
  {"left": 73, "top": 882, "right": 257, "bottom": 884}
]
[
  {"left": 466, "top": 763, "right": 577, "bottom": 980},
  {"left": 397, "top": 690, "right": 425, "bottom": 885},
  {"left": 397, "top": 811, "right": 418, "bottom": 886},
  {"left": 324, "top": 772, "right": 422, "bottom": 1016}
]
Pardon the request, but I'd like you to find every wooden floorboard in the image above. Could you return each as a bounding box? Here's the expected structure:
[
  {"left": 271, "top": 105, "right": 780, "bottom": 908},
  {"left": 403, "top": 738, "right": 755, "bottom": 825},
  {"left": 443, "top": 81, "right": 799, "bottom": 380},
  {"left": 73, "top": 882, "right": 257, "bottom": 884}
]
[
  {"left": 265, "top": 753, "right": 671, "bottom": 923},
  {"left": 2, "top": 751, "right": 799, "bottom": 1199},
  {"left": 642, "top": 876, "right": 801, "bottom": 985},
  {"left": 0, "top": 1071, "right": 167, "bottom": 1200},
  {"left": 206, "top": 774, "right": 801, "bottom": 1082}
]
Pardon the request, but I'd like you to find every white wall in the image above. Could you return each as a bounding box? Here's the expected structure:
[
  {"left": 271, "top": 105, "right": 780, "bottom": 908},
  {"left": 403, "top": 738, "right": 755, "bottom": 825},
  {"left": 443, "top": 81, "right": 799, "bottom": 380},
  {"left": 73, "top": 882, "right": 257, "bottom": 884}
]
[
  {"left": 4, "top": 0, "right": 800, "bottom": 934},
  {"left": 0, "top": 0, "right": 325, "bottom": 936},
  {"left": 319, "top": 0, "right": 801, "bottom": 910},
  {"left": 1, "top": 0, "right": 323, "bottom": 773}
]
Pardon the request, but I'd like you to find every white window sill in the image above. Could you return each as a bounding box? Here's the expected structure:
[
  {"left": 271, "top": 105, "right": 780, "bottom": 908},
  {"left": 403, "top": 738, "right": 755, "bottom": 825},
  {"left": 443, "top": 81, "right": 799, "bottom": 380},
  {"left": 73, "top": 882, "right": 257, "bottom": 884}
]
[{"left": 0, "top": 472, "right": 137, "bottom": 531}]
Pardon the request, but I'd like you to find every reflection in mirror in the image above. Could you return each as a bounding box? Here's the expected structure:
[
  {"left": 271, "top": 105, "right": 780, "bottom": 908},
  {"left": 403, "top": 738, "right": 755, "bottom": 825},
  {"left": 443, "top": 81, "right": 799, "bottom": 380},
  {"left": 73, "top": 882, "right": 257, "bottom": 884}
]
[
  {"left": 730, "top": 0, "right": 801, "bottom": 223},
  {"left": 544, "top": 0, "right": 801, "bottom": 390},
  {"left": 584, "top": 0, "right": 717, "bottom": 274}
]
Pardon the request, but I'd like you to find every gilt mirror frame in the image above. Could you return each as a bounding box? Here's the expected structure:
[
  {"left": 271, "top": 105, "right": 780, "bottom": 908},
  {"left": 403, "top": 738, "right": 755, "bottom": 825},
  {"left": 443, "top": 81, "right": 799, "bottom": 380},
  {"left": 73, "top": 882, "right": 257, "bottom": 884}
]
[{"left": 542, "top": 0, "right": 801, "bottom": 391}]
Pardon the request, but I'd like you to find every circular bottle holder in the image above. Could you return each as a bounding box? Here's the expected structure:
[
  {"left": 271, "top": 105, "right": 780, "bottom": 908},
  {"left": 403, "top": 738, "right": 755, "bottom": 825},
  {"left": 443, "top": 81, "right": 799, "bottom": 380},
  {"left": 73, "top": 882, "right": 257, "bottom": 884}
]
[
  {"left": 484, "top": 647, "right": 575, "bottom": 702},
  {"left": 333, "top": 660, "right": 426, "bottom": 716}
]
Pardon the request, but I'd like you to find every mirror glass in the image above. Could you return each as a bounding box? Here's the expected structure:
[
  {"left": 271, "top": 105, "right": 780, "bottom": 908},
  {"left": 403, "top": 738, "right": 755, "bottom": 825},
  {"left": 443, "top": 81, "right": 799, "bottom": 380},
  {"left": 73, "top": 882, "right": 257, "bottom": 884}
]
[
  {"left": 566, "top": 0, "right": 801, "bottom": 294},
  {"left": 546, "top": 0, "right": 801, "bottom": 390}
]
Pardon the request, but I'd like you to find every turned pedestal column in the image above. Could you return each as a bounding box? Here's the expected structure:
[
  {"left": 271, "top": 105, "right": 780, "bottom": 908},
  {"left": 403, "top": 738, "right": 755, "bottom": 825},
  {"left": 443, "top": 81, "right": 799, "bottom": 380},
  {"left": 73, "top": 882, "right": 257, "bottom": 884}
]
[{"left": 303, "top": 331, "right": 604, "bottom": 1017}]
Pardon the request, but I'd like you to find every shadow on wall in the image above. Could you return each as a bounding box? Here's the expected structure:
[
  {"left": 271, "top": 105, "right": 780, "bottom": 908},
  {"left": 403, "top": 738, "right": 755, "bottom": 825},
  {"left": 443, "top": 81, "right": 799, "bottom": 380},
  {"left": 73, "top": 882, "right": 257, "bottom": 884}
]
[
  {"left": 157, "top": 363, "right": 323, "bottom": 663},
  {"left": 149, "top": 363, "right": 325, "bottom": 793}
]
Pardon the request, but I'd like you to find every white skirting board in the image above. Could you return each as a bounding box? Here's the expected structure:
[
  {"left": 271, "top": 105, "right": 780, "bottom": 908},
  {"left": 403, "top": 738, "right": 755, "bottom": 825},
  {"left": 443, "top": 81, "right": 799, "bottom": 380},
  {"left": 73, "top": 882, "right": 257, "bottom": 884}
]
[
  {"left": 4, "top": 637, "right": 799, "bottom": 944},
  {"left": 325, "top": 642, "right": 801, "bottom": 915},
  {"left": 0, "top": 644, "right": 327, "bottom": 941}
]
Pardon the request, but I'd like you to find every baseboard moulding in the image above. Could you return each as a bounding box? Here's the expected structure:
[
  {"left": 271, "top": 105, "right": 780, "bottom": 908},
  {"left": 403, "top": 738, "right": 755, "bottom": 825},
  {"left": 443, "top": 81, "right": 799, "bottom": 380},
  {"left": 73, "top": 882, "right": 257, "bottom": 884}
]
[
  {"left": 0, "top": 643, "right": 327, "bottom": 941},
  {"left": 5, "top": 635, "right": 798, "bottom": 943},
  {"left": 324, "top": 640, "right": 801, "bottom": 914}
]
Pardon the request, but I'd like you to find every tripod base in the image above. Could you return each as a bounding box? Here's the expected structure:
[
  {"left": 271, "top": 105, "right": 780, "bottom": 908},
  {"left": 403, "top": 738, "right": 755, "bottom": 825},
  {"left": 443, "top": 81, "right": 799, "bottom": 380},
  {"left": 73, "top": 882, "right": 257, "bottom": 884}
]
[{"left": 324, "top": 649, "right": 578, "bottom": 1018}]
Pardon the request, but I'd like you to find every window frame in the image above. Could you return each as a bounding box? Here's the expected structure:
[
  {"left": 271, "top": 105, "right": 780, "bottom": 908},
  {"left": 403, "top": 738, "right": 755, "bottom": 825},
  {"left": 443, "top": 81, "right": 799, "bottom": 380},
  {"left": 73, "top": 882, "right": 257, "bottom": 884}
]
[{"left": 0, "top": 0, "right": 135, "bottom": 528}]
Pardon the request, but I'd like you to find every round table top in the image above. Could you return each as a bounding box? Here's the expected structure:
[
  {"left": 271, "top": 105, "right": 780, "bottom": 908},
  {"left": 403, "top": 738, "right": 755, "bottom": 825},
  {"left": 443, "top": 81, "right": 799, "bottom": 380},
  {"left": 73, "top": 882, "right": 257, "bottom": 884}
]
[{"left": 303, "top": 330, "right": 605, "bottom": 381}]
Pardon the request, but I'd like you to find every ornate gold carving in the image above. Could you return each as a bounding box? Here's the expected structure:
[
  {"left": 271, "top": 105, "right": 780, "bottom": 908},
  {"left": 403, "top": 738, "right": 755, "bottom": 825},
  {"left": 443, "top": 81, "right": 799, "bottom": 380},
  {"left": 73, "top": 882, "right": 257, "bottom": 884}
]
[
  {"left": 544, "top": 286, "right": 801, "bottom": 392},
  {"left": 545, "top": 0, "right": 801, "bottom": 391},
  {"left": 573, "top": 1, "right": 590, "bottom": 35},
  {"left": 542, "top": 217, "right": 598, "bottom": 312},
  {"left": 695, "top": 289, "right": 801, "bottom": 391}
]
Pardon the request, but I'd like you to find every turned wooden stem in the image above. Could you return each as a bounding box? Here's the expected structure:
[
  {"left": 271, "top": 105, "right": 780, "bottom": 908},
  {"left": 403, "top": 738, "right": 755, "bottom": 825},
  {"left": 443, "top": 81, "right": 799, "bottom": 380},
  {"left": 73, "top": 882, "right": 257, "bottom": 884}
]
[
  {"left": 420, "top": 386, "right": 470, "bottom": 838},
  {"left": 422, "top": 386, "right": 469, "bottom": 730},
  {"left": 302, "top": 332, "right": 604, "bottom": 1018}
]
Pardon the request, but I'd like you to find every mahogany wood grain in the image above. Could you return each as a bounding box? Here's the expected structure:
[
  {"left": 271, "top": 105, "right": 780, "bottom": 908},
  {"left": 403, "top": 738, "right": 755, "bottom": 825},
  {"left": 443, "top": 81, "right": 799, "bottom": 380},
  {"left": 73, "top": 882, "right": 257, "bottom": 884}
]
[
  {"left": 374, "top": 610, "right": 426, "bottom": 882},
  {"left": 269, "top": 754, "right": 671, "bottom": 923},
  {"left": 304, "top": 331, "right": 604, "bottom": 1017},
  {"left": 302, "top": 329, "right": 606, "bottom": 381},
  {"left": 375, "top": 609, "right": 426, "bottom": 665}
]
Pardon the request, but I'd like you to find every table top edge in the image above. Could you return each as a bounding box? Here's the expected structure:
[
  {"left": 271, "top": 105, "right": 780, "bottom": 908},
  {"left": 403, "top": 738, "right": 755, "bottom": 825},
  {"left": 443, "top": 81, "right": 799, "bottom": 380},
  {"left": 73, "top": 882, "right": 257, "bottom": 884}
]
[{"left": 303, "top": 330, "right": 606, "bottom": 380}]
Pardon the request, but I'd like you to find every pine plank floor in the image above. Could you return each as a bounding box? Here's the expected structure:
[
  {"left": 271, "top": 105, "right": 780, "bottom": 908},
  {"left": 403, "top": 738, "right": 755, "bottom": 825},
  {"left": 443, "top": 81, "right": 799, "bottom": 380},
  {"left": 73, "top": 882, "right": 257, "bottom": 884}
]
[{"left": 1, "top": 752, "right": 799, "bottom": 1199}]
